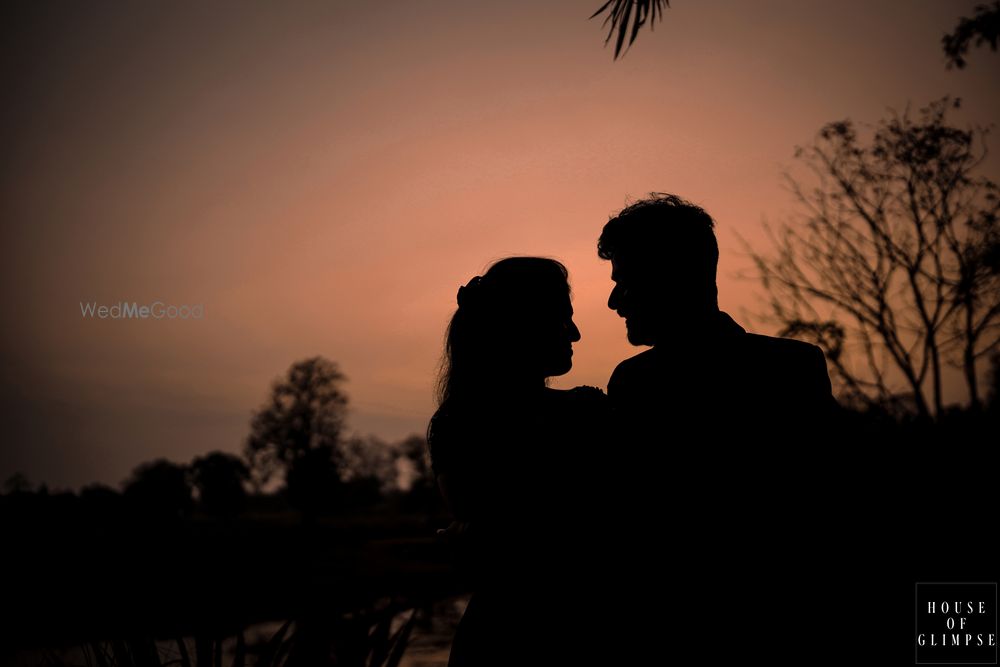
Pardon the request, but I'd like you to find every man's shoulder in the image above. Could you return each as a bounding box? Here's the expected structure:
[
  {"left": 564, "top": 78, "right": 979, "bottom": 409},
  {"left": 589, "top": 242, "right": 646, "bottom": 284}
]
[
  {"left": 742, "top": 331, "right": 825, "bottom": 362},
  {"left": 607, "top": 348, "right": 660, "bottom": 398},
  {"left": 740, "top": 332, "right": 833, "bottom": 399},
  {"left": 610, "top": 348, "right": 657, "bottom": 378}
]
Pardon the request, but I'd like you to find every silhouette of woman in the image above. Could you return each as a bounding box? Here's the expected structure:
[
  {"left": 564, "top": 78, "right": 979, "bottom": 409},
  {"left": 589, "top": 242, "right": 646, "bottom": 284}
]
[{"left": 427, "top": 257, "right": 608, "bottom": 666}]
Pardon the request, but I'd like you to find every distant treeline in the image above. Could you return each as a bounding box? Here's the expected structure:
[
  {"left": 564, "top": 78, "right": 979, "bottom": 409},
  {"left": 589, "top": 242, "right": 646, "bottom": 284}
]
[{"left": 3, "top": 356, "right": 442, "bottom": 521}]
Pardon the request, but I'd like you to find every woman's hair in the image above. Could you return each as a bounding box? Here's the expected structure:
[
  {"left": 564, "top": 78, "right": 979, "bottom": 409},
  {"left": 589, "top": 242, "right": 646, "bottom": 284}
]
[{"left": 434, "top": 256, "right": 570, "bottom": 407}]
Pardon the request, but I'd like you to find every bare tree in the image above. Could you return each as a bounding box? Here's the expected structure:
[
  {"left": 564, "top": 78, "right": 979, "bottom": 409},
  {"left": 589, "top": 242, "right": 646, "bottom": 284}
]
[{"left": 748, "top": 98, "right": 1000, "bottom": 419}]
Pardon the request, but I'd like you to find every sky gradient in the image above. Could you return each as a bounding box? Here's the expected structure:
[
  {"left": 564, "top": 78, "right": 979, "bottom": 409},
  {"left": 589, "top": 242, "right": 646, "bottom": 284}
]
[{"left": 2, "top": 0, "right": 998, "bottom": 489}]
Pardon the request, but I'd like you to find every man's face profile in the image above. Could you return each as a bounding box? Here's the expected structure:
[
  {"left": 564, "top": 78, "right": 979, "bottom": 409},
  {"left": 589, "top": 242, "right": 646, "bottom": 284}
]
[
  {"left": 609, "top": 254, "right": 659, "bottom": 347},
  {"left": 609, "top": 248, "right": 713, "bottom": 347}
]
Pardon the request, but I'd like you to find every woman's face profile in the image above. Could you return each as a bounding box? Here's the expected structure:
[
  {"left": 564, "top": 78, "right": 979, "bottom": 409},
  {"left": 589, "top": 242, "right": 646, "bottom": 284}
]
[{"left": 506, "top": 288, "right": 580, "bottom": 380}]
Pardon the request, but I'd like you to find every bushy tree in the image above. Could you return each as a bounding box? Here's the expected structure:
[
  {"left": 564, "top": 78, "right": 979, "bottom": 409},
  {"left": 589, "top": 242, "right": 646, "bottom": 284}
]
[
  {"left": 396, "top": 434, "right": 440, "bottom": 512},
  {"left": 244, "top": 357, "right": 348, "bottom": 490},
  {"left": 2, "top": 472, "right": 31, "bottom": 495},
  {"left": 122, "top": 459, "right": 192, "bottom": 519},
  {"left": 943, "top": 1, "right": 1000, "bottom": 69},
  {"left": 189, "top": 451, "right": 249, "bottom": 517},
  {"left": 244, "top": 357, "right": 353, "bottom": 517}
]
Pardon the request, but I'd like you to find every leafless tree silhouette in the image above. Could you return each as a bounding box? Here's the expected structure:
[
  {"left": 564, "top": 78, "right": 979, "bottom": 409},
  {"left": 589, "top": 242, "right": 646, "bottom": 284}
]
[{"left": 747, "top": 98, "right": 1000, "bottom": 419}]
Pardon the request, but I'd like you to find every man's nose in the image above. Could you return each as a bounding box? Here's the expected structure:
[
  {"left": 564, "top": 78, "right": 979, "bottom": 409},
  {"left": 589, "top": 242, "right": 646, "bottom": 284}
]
[{"left": 608, "top": 284, "right": 624, "bottom": 312}]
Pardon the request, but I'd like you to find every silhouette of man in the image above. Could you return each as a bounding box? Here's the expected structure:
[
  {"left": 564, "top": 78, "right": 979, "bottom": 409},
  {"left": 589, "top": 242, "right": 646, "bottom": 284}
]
[
  {"left": 596, "top": 193, "right": 847, "bottom": 662},
  {"left": 600, "top": 193, "right": 838, "bottom": 436}
]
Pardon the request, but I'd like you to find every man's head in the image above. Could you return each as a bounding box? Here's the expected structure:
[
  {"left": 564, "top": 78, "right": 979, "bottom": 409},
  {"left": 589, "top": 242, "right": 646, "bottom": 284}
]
[{"left": 598, "top": 193, "right": 719, "bottom": 346}]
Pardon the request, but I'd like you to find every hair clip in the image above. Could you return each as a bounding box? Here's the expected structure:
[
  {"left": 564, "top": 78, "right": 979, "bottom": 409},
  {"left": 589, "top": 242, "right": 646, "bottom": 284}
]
[{"left": 457, "top": 275, "right": 483, "bottom": 307}]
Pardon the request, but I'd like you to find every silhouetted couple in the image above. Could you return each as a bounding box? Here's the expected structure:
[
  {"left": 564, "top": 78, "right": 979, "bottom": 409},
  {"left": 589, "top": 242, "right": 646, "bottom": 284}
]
[{"left": 429, "top": 194, "right": 844, "bottom": 665}]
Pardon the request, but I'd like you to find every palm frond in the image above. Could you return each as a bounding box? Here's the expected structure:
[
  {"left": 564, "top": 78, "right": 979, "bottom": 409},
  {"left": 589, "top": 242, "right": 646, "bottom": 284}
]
[{"left": 590, "top": 0, "right": 669, "bottom": 59}]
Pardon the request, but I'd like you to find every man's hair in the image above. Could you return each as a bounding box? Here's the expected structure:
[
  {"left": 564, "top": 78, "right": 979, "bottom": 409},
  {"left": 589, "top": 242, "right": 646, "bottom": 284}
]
[{"left": 598, "top": 193, "right": 719, "bottom": 302}]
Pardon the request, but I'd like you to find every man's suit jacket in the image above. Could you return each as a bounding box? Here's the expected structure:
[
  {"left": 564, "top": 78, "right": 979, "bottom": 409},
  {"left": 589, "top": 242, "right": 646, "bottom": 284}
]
[
  {"left": 607, "top": 310, "right": 839, "bottom": 442},
  {"left": 599, "top": 311, "right": 863, "bottom": 663}
]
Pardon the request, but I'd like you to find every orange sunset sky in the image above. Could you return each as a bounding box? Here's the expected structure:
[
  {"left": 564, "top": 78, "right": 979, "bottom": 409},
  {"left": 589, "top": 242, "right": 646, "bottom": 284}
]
[{"left": 1, "top": 1, "right": 998, "bottom": 489}]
